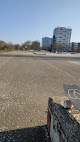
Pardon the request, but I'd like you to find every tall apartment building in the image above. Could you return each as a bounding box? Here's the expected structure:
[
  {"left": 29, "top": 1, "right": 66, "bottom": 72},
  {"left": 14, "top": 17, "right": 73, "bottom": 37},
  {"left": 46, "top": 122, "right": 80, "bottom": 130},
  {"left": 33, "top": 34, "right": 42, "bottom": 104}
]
[
  {"left": 53, "top": 27, "right": 72, "bottom": 51},
  {"left": 42, "top": 37, "right": 52, "bottom": 49}
]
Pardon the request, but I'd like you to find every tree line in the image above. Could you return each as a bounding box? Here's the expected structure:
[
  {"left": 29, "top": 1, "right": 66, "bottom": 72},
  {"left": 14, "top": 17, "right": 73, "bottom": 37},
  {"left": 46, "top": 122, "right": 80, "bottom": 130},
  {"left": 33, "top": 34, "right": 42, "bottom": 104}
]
[
  {"left": 21, "top": 40, "right": 40, "bottom": 50},
  {"left": 0, "top": 40, "right": 20, "bottom": 50},
  {"left": 0, "top": 40, "right": 48, "bottom": 51},
  {"left": 20, "top": 40, "right": 48, "bottom": 51},
  {"left": 0, "top": 40, "right": 49, "bottom": 51}
]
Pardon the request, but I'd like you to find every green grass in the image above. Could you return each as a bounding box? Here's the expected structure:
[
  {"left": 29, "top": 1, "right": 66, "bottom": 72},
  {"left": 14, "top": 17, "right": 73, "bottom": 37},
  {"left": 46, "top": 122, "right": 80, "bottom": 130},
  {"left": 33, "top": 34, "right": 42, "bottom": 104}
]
[{"left": 0, "top": 50, "right": 14, "bottom": 53}]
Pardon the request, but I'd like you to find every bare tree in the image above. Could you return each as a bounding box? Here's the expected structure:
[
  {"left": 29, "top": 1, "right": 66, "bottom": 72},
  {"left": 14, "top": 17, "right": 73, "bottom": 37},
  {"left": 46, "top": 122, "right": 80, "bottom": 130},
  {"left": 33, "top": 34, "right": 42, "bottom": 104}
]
[
  {"left": 41, "top": 45, "right": 48, "bottom": 51},
  {"left": 56, "top": 43, "right": 65, "bottom": 52},
  {"left": 51, "top": 35, "right": 56, "bottom": 52},
  {"left": 3, "top": 43, "right": 15, "bottom": 50},
  {"left": 21, "top": 40, "right": 32, "bottom": 50},
  {"left": 31, "top": 41, "right": 40, "bottom": 50},
  {"left": 0, "top": 40, "right": 6, "bottom": 50},
  {"left": 14, "top": 44, "right": 20, "bottom": 50}
]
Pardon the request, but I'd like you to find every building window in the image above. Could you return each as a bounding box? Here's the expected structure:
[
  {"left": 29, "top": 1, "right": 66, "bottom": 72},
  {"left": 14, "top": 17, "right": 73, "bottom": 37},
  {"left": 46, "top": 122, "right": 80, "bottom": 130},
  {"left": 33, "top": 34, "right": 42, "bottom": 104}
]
[
  {"left": 59, "top": 41, "right": 61, "bottom": 42},
  {"left": 62, "top": 43, "right": 65, "bottom": 44},
  {"left": 60, "top": 29, "right": 63, "bottom": 30}
]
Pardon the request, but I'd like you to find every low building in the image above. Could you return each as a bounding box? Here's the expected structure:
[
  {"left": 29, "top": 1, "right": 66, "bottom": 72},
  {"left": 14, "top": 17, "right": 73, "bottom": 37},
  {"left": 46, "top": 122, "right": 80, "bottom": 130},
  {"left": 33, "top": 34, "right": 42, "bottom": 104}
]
[{"left": 71, "top": 42, "right": 80, "bottom": 52}]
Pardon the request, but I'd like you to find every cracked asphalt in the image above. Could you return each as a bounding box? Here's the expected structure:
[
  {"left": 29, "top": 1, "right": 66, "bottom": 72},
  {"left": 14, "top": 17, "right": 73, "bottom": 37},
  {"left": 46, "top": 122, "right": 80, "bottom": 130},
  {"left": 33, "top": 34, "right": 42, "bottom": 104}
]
[{"left": 0, "top": 51, "right": 80, "bottom": 132}]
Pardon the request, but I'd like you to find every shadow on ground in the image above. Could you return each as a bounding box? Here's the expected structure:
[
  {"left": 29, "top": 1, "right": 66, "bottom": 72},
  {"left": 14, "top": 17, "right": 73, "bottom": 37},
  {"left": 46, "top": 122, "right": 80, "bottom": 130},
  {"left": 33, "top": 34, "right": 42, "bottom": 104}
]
[
  {"left": 0, "top": 125, "right": 51, "bottom": 142},
  {"left": 0, "top": 54, "right": 80, "bottom": 61}
]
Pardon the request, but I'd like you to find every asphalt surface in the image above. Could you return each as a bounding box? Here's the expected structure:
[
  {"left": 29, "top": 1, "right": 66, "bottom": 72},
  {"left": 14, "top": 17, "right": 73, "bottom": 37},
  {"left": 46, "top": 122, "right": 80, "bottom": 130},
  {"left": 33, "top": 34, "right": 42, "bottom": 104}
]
[
  {"left": 0, "top": 53, "right": 80, "bottom": 61},
  {"left": 0, "top": 51, "right": 80, "bottom": 133}
]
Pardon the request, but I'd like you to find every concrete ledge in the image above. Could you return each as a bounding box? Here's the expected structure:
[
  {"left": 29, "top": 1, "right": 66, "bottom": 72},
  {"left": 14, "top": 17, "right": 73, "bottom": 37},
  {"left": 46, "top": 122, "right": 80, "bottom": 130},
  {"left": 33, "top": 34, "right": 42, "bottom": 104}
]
[
  {"left": 34, "top": 52, "right": 46, "bottom": 55},
  {"left": 0, "top": 125, "right": 51, "bottom": 142},
  {"left": 48, "top": 98, "right": 80, "bottom": 142}
]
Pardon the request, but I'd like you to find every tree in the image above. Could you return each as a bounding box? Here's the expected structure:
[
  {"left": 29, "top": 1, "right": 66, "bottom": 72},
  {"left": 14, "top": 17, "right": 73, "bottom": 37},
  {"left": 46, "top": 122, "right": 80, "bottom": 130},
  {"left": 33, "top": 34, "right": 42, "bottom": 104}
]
[
  {"left": 51, "top": 35, "right": 56, "bottom": 52},
  {"left": 3, "top": 43, "right": 15, "bottom": 50},
  {"left": 21, "top": 40, "right": 32, "bottom": 50},
  {"left": 56, "top": 43, "right": 65, "bottom": 52},
  {"left": 0, "top": 40, "right": 6, "bottom": 50},
  {"left": 31, "top": 41, "right": 40, "bottom": 50},
  {"left": 14, "top": 44, "right": 20, "bottom": 50},
  {"left": 41, "top": 45, "right": 48, "bottom": 51},
  {"left": 0, "top": 40, "right": 16, "bottom": 50}
]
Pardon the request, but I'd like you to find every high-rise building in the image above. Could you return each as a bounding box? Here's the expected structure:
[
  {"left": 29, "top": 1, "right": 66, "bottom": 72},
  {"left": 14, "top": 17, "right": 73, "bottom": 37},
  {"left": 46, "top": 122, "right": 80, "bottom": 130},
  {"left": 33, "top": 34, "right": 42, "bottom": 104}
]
[
  {"left": 53, "top": 27, "right": 72, "bottom": 51},
  {"left": 42, "top": 37, "right": 52, "bottom": 49}
]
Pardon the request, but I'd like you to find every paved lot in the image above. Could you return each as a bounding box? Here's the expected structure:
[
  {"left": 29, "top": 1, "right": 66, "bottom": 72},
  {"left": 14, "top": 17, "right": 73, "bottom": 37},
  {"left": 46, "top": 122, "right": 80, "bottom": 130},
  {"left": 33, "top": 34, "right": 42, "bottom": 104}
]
[{"left": 0, "top": 51, "right": 80, "bottom": 132}]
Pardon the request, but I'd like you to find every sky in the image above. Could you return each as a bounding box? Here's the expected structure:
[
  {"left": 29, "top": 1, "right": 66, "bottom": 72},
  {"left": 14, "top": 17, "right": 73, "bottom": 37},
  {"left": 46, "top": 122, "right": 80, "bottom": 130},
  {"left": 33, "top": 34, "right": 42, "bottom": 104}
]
[{"left": 0, "top": 0, "right": 80, "bottom": 45}]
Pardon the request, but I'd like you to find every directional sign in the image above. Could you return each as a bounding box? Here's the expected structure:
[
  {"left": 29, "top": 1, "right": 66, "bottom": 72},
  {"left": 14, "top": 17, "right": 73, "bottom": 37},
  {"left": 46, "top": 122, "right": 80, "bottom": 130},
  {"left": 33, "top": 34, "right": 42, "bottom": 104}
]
[{"left": 63, "top": 84, "right": 80, "bottom": 111}]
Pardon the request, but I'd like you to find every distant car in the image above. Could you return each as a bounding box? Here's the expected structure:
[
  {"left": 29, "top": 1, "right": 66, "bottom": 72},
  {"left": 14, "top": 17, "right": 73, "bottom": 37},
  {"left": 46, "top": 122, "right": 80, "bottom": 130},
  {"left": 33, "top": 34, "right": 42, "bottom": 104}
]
[
  {"left": 70, "top": 52, "right": 75, "bottom": 54},
  {"left": 29, "top": 50, "right": 34, "bottom": 51},
  {"left": 41, "top": 50, "right": 46, "bottom": 52}
]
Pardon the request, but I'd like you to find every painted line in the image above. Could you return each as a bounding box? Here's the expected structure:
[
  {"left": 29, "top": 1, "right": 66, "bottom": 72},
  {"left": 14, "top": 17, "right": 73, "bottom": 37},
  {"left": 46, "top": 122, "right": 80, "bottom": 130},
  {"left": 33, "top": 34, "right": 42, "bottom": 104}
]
[{"left": 68, "top": 61, "right": 80, "bottom": 65}]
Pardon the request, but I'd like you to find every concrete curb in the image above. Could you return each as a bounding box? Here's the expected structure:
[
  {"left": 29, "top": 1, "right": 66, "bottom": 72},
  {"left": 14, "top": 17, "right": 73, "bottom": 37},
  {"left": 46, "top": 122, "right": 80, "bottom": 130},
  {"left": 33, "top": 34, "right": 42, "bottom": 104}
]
[{"left": 47, "top": 98, "right": 80, "bottom": 142}]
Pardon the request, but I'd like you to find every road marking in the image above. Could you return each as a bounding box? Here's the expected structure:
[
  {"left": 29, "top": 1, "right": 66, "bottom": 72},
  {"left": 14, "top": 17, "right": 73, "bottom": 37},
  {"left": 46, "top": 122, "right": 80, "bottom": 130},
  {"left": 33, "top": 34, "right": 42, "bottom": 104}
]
[
  {"left": 0, "top": 57, "right": 13, "bottom": 68},
  {"left": 39, "top": 58, "right": 80, "bottom": 80},
  {"left": 68, "top": 61, "right": 80, "bottom": 65},
  {"left": 68, "top": 89, "right": 80, "bottom": 99}
]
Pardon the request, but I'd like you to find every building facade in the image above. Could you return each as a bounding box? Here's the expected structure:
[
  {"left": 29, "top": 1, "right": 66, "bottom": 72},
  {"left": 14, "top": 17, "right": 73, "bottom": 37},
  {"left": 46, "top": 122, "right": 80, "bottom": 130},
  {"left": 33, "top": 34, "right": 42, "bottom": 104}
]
[
  {"left": 71, "top": 42, "right": 80, "bottom": 52},
  {"left": 42, "top": 37, "right": 52, "bottom": 49},
  {"left": 53, "top": 27, "right": 72, "bottom": 51}
]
